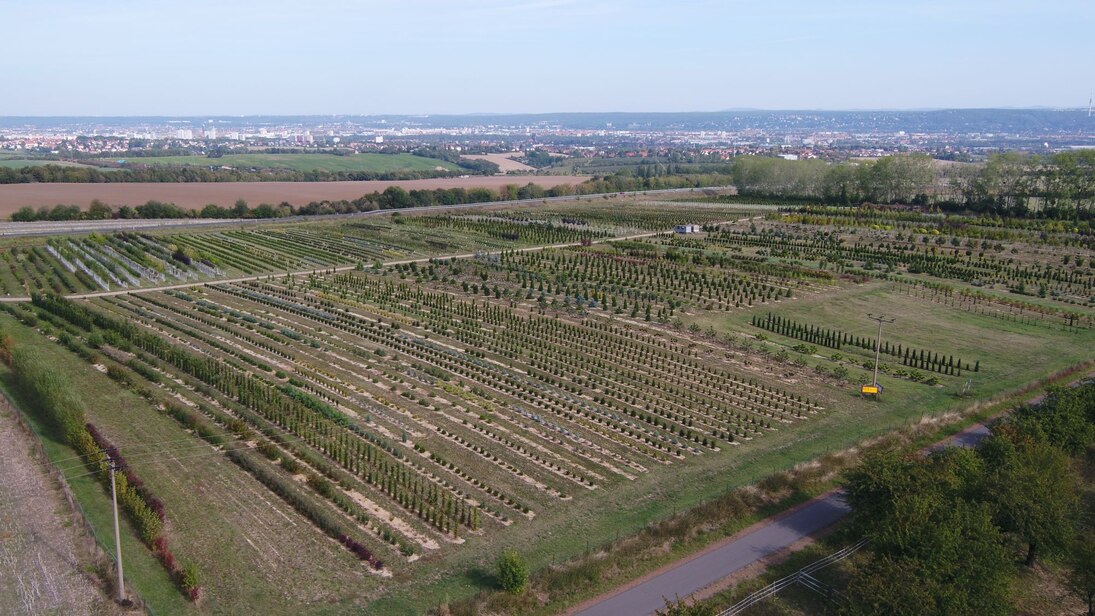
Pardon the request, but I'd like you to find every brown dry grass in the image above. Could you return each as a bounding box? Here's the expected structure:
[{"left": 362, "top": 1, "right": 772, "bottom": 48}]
[{"left": 0, "top": 175, "right": 589, "bottom": 213}]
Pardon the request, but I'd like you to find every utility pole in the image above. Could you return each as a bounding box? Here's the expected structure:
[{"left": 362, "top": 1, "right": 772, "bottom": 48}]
[
  {"left": 867, "top": 314, "right": 895, "bottom": 390},
  {"left": 108, "top": 455, "right": 125, "bottom": 604}
]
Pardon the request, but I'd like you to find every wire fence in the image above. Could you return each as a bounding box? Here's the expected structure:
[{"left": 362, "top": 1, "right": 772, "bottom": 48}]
[{"left": 716, "top": 537, "right": 869, "bottom": 616}]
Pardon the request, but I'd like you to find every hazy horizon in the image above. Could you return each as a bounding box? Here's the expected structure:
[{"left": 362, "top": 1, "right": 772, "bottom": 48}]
[
  {"left": 0, "top": 107, "right": 1089, "bottom": 121},
  {"left": 1, "top": 0, "right": 1092, "bottom": 116}
]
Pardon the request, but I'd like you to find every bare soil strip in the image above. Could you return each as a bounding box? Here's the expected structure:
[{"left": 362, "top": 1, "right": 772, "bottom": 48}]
[{"left": 0, "top": 398, "right": 116, "bottom": 615}]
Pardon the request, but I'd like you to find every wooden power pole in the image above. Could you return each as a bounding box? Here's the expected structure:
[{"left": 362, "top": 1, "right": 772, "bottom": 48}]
[{"left": 108, "top": 455, "right": 126, "bottom": 603}]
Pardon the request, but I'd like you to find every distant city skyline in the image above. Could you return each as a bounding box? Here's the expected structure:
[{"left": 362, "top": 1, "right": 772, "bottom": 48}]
[{"left": 1, "top": 0, "right": 1092, "bottom": 116}]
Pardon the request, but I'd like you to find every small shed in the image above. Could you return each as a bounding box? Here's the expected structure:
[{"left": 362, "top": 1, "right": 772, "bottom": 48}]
[{"left": 674, "top": 224, "right": 701, "bottom": 234}]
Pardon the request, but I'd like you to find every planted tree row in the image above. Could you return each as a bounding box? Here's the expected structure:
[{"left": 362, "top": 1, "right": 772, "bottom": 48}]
[
  {"left": 32, "top": 294, "right": 479, "bottom": 537},
  {"left": 753, "top": 312, "right": 980, "bottom": 375}
]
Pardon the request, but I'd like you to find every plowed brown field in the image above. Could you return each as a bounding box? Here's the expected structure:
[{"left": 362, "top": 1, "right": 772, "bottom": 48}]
[{"left": 0, "top": 175, "right": 589, "bottom": 214}]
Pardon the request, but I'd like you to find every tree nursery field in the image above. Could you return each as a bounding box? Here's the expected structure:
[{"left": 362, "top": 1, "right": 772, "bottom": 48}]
[{"left": 1, "top": 197, "right": 1091, "bottom": 614}]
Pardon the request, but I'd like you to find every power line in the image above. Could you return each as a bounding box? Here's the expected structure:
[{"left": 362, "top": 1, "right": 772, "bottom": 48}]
[
  {"left": 16, "top": 417, "right": 322, "bottom": 470},
  {"left": 1, "top": 440, "right": 260, "bottom": 505}
]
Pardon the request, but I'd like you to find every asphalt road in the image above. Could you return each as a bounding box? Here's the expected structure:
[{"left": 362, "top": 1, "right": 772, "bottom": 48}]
[
  {"left": 573, "top": 419, "right": 1005, "bottom": 616},
  {"left": 574, "top": 492, "right": 852, "bottom": 616}
]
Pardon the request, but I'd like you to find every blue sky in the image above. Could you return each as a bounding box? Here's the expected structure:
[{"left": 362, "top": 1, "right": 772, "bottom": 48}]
[{"left": 1, "top": 0, "right": 1092, "bottom": 115}]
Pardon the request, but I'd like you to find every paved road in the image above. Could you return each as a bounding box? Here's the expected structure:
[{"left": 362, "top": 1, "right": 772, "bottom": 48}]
[
  {"left": 574, "top": 400, "right": 1050, "bottom": 616},
  {"left": 575, "top": 492, "right": 851, "bottom": 616},
  {"left": 925, "top": 423, "right": 992, "bottom": 453}
]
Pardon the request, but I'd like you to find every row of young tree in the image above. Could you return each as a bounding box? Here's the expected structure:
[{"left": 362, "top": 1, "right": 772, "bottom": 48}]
[
  {"left": 730, "top": 151, "right": 1095, "bottom": 218},
  {"left": 752, "top": 313, "right": 979, "bottom": 376}
]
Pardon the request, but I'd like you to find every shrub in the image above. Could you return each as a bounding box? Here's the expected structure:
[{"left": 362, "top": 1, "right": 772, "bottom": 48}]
[{"left": 496, "top": 549, "right": 529, "bottom": 594}]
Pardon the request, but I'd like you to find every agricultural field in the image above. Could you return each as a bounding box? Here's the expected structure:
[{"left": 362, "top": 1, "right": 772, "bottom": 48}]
[
  {"left": 460, "top": 153, "right": 535, "bottom": 173},
  {"left": 1, "top": 197, "right": 1092, "bottom": 614},
  {"left": 0, "top": 158, "right": 106, "bottom": 170},
  {"left": 0, "top": 175, "right": 589, "bottom": 212},
  {"left": 107, "top": 153, "right": 462, "bottom": 174}
]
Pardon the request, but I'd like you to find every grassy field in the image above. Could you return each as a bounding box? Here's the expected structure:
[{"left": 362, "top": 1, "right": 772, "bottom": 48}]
[
  {"left": 0, "top": 159, "right": 107, "bottom": 169},
  {"left": 692, "top": 280, "right": 1095, "bottom": 413},
  {"left": 0, "top": 316, "right": 191, "bottom": 614},
  {"left": 115, "top": 153, "right": 461, "bottom": 174}
]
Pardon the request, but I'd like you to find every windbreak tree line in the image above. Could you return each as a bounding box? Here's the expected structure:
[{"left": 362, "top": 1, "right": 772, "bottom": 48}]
[
  {"left": 730, "top": 151, "right": 1095, "bottom": 217},
  {"left": 752, "top": 312, "right": 979, "bottom": 376}
]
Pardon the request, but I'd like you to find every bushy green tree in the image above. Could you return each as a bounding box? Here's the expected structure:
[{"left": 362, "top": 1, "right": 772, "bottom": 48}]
[
  {"left": 843, "top": 501, "right": 1012, "bottom": 616},
  {"left": 842, "top": 448, "right": 1012, "bottom": 616},
  {"left": 496, "top": 549, "right": 529, "bottom": 594},
  {"left": 1067, "top": 531, "right": 1095, "bottom": 616},
  {"left": 979, "top": 435, "right": 1079, "bottom": 567},
  {"left": 1002, "top": 386, "right": 1095, "bottom": 456}
]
